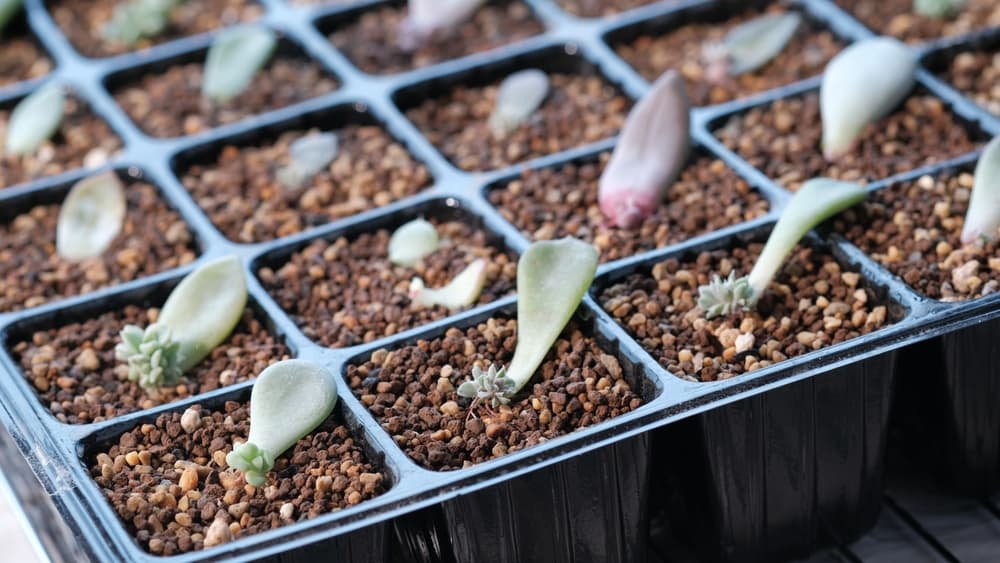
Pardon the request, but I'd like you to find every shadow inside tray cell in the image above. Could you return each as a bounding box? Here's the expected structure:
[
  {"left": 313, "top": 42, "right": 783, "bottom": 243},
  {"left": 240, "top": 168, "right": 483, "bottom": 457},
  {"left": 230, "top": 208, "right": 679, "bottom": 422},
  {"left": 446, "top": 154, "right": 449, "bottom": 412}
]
[
  {"left": 394, "top": 44, "right": 633, "bottom": 172},
  {"left": 4, "top": 277, "right": 292, "bottom": 425},
  {"left": 0, "top": 10, "right": 54, "bottom": 90},
  {"left": 104, "top": 33, "right": 339, "bottom": 139},
  {"left": 0, "top": 167, "right": 200, "bottom": 314},
  {"left": 321, "top": 0, "right": 545, "bottom": 76},
  {"left": 485, "top": 145, "right": 770, "bottom": 264},
  {"left": 254, "top": 199, "right": 518, "bottom": 349},
  {"left": 923, "top": 32, "right": 1000, "bottom": 119},
  {"left": 171, "top": 102, "right": 434, "bottom": 244},
  {"left": 79, "top": 387, "right": 394, "bottom": 558}
]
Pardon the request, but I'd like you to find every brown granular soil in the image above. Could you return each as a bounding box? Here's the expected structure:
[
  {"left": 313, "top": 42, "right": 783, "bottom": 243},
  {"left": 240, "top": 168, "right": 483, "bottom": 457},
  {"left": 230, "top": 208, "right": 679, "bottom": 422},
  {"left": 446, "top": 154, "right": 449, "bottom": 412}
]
[
  {"left": 833, "top": 0, "right": 1000, "bottom": 44},
  {"left": 329, "top": 1, "right": 543, "bottom": 75},
  {"left": 0, "top": 182, "right": 196, "bottom": 313},
  {"left": 405, "top": 72, "right": 630, "bottom": 171},
  {"left": 835, "top": 171, "right": 1000, "bottom": 301},
  {"left": 939, "top": 48, "right": 1000, "bottom": 117},
  {"left": 0, "top": 94, "right": 122, "bottom": 189},
  {"left": 12, "top": 306, "right": 288, "bottom": 424},
  {"left": 114, "top": 57, "right": 338, "bottom": 138},
  {"left": 614, "top": 7, "right": 843, "bottom": 107},
  {"left": 346, "top": 318, "right": 645, "bottom": 471},
  {"left": 714, "top": 92, "right": 982, "bottom": 192},
  {"left": 487, "top": 152, "right": 769, "bottom": 263},
  {"left": 180, "top": 127, "right": 432, "bottom": 243},
  {"left": 0, "top": 34, "right": 53, "bottom": 89},
  {"left": 259, "top": 220, "right": 518, "bottom": 348},
  {"left": 598, "top": 243, "right": 893, "bottom": 381},
  {"left": 48, "top": 0, "right": 262, "bottom": 58},
  {"left": 556, "top": 0, "right": 674, "bottom": 17},
  {"left": 90, "top": 401, "right": 386, "bottom": 555}
]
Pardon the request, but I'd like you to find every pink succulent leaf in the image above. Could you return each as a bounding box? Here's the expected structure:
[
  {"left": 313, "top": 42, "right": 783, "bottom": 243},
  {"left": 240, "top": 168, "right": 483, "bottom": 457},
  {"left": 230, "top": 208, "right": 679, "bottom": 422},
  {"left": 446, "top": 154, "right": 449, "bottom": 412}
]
[{"left": 398, "top": 0, "right": 485, "bottom": 51}]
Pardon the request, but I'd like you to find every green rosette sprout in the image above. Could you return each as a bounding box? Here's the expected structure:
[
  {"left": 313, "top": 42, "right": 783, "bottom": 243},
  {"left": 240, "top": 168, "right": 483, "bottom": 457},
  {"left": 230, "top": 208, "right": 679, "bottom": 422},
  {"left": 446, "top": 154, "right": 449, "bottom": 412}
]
[
  {"left": 202, "top": 26, "right": 277, "bottom": 102},
  {"left": 4, "top": 83, "right": 65, "bottom": 156},
  {"left": 0, "top": 0, "right": 21, "bottom": 36},
  {"left": 398, "top": 0, "right": 485, "bottom": 52},
  {"left": 703, "top": 12, "right": 801, "bottom": 84},
  {"left": 914, "top": 0, "right": 966, "bottom": 18},
  {"left": 457, "top": 238, "right": 598, "bottom": 409},
  {"left": 115, "top": 255, "right": 247, "bottom": 389},
  {"left": 697, "top": 179, "right": 867, "bottom": 318},
  {"left": 227, "top": 360, "right": 338, "bottom": 487},
  {"left": 961, "top": 136, "right": 1000, "bottom": 245},
  {"left": 388, "top": 218, "right": 439, "bottom": 267},
  {"left": 57, "top": 171, "right": 127, "bottom": 261},
  {"left": 103, "top": 0, "right": 181, "bottom": 46}
]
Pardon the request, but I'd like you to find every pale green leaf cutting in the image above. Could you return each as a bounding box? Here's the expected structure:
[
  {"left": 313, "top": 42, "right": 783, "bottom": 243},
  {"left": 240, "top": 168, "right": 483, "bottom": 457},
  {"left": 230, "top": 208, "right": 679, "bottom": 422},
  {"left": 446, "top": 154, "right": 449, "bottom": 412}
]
[
  {"left": 5, "top": 83, "right": 65, "bottom": 156},
  {"left": 488, "top": 69, "right": 549, "bottom": 138},
  {"left": 202, "top": 26, "right": 277, "bottom": 102},
  {"left": 276, "top": 132, "right": 339, "bottom": 188},
  {"left": 708, "top": 12, "right": 802, "bottom": 78},
  {"left": 103, "top": 0, "right": 180, "bottom": 45},
  {"left": 961, "top": 136, "right": 1000, "bottom": 245},
  {"left": 0, "top": 0, "right": 22, "bottom": 36},
  {"left": 398, "top": 0, "right": 485, "bottom": 51},
  {"left": 226, "top": 360, "right": 338, "bottom": 487},
  {"left": 409, "top": 258, "right": 487, "bottom": 310},
  {"left": 913, "top": 0, "right": 967, "bottom": 18},
  {"left": 57, "top": 171, "right": 127, "bottom": 261},
  {"left": 388, "top": 218, "right": 439, "bottom": 267}
]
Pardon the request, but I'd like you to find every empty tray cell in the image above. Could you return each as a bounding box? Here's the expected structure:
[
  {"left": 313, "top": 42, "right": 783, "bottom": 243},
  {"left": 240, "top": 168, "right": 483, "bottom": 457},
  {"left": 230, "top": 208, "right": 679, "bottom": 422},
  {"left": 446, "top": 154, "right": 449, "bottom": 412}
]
[
  {"left": 7, "top": 285, "right": 290, "bottom": 424},
  {"left": 324, "top": 0, "right": 544, "bottom": 75},
  {"left": 398, "top": 46, "right": 631, "bottom": 172},
  {"left": 0, "top": 169, "right": 197, "bottom": 313},
  {"left": 46, "top": 0, "right": 263, "bottom": 58},
  {"left": 344, "top": 311, "right": 655, "bottom": 471},
  {"left": 597, "top": 231, "right": 900, "bottom": 382},
  {"left": 175, "top": 104, "right": 432, "bottom": 243},
  {"left": 85, "top": 398, "right": 389, "bottom": 556},
  {"left": 0, "top": 11, "right": 53, "bottom": 89},
  {"left": 934, "top": 39, "right": 1000, "bottom": 117},
  {"left": 556, "top": 0, "right": 677, "bottom": 18},
  {"left": 258, "top": 201, "right": 517, "bottom": 348},
  {"left": 832, "top": 0, "right": 999, "bottom": 45},
  {"left": 713, "top": 89, "right": 985, "bottom": 192},
  {"left": 109, "top": 35, "right": 339, "bottom": 139},
  {"left": 835, "top": 166, "right": 1000, "bottom": 301},
  {"left": 609, "top": 2, "right": 844, "bottom": 106},
  {"left": 486, "top": 148, "right": 769, "bottom": 263},
  {"left": 0, "top": 89, "right": 123, "bottom": 190}
]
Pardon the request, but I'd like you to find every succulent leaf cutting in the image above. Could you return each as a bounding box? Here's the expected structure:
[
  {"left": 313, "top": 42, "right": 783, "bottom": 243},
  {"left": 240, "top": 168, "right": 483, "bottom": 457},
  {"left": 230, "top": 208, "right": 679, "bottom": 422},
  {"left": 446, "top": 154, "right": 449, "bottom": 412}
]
[
  {"left": 820, "top": 37, "right": 916, "bottom": 160},
  {"left": 103, "top": 0, "right": 180, "bottom": 45},
  {"left": 56, "top": 171, "right": 127, "bottom": 261},
  {"left": 598, "top": 69, "right": 690, "bottom": 229},
  {"left": 227, "top": 359, "right": 338, "bottom": 487},
  {"left": 961, "top": 136, "right": 1000, "bottom": 245},
  {"left": 456, "top": 237, "right": 598, "bottom": 410},
  {"left": 703, "top": 12, "right": 802, "bottom": 84},
  {"left": 115, "top": 255, "right": 248, "bottom": 389},
  {"left": 913, "top": 0, "right": 967, "bottom": 18},
  {"left": 398, "top": 0, "right": 485, "bottom": 52},
  {"left": 488, "top": 69, "right": 550, "bottom": 138},
  {"left": 389, "top": 218, "right": 440, "bottom": 267},
  {"left": 4, "top": 83, "right": 65, "bottom": 156},
  {"left": 276, "top": 132, "right": 339, "bottom": 189},
  {"left": 410, "top": 258, "right": 488, "bottom": 310},
  {"left": 202, "top": 26, "right": 278, "bottom": 102},
  {"left": 697, "top": 178, "right": 867, "bottom": 318}
]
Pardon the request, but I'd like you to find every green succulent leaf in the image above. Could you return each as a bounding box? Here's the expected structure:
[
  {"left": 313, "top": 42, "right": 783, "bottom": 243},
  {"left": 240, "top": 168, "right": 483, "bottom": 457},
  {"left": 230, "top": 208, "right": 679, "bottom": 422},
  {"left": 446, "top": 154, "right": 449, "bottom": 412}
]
[
  {"left": 103, "top": 0, "right": 180, "bottom": 46},
  {"left": 409, "top": 259, "right": 487, "bottom": 310},
  {"left": 276, "top": 132, "right": 339, "bottom": 189},
  {"left": 913, "top": 0, "right": 966, "bottom": 18},
  {"left": 488, "top": 69, "right": 549, "bottom": 138},
  {"left": 57, "top": 171, "right": 127, "bottom": 261},
  {"left": 961, "top": 136, "right": 1000, "bottom": 245},
  {"left": 5, "top": 83, "right": 65, "bottom": 156},
  {"left": 0, "top": 0, "right": 21, "bottom": 36},
  {"left": 398, "top": 0, "right": 485, "bottom": 51},
  {"left": 388, "top": 218, "right": 439, "bottom": 267},
  {"left": 202, "top": 26, "right": 277, "bottom": 102},
  {"left": 705, "top": 12, "right": 802, "bottom": 80}
]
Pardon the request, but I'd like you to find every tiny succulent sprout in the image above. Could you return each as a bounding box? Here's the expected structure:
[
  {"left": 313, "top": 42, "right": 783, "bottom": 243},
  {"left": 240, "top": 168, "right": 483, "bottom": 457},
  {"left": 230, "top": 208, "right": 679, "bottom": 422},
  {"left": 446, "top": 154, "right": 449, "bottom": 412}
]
[
  {"left": 227, "top": 360, "right": 338, "bottom": 487},
  {"left": 488, "top": 69, "right": 550, "bottom": 138},
  {"left": 103, "top": 0, "right": 180, "bottom": 46},
  {"left": 820, "top": 37, "right": 916, "bottom": 160},
  {"left": 202, "top": 26, "right": 277, "bottom": 102},
  {"left": 598, "top": 69, "right": 690, "bottom": 229},
  {"left": 961, "top": 136, "right": 1000, "bottom": 245},
  {"left": 703, "top": 12, "right": 802, "bottom": 84},
  {"left": 0, "top": 0, "right": 21, "bottom": 36},
  {"left": 388, "top": 218, "right": 439, "bottom": 267},
  {"left": 697, "top": 178, "right": 867, "bottom": 318},
  {"left": 410, "top": 258, "right": 487, "bottom": 310},
  {"left": 4, "top": 83, "right": 65, "bottom": 156},
  {"left": 115, "top": 255, "right": 247, "bottom": 389},
  {"left": 56, "top": 172, "right": 127, "bottom": 261},
  {"left": 276, "top": 132, "right": 339, "bottom": 189},
  {"left": 398, "top": 0, "right": 484, "bottom": 52},
  {"left": 456, "top": 238, "right": 598, "bottom": 409},
  {"left": 913, "top": 0, "right": 966, "bottom": 18}
]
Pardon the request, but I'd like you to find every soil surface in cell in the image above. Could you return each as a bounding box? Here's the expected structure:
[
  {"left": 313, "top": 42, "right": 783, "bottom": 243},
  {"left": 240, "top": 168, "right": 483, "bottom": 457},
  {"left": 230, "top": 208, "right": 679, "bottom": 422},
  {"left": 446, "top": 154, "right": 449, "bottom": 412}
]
[
  {"left": 0, "top": 181, "right": 196, "bottom": 313},
  {"left": 346, "top": 318, "right": 645, "bottom": 471},
  {"left": 0, "top": 28, "right": 52, "bottom": 89},
  {"left": 0, "top": 95, "right": 122, "bottom": 188},
  {"left": 181, "top": 127, "right": 432, "bottom": 243},
  {"left": 49, "top": 0, "right": 262, "bottom": 58},
  {"left": 598, "top": 242, "right": 894, "bottom": 381},
  {"left": 405, "top": 71, "right": 630, "bottom": 171},
  {"left": 833, "top": 0, "right": 1000, "bottom": 44},
  {"left": 115, "top": 56, "right": 338, "bottom": 138},
  {"left": 615, "top": 6, "right": 843, "bottom": 107},
  {"left": 260, "top": 219, "right": 517, "bottom": 348},
  {"left": 488, "top": 152, "right": 769, "bottom": 262},
  {"left": 91, "top": 402, "right": 386, "bottom": 555},
  {"left": 13, "top": 306, "right": 289, "bottom": 424},
  {"left": 329, "top": 0, "right": 543, "bottom": 75},
  {"left": 556, "top": 0, "right": 675, "bottom": 17},
  {"left": 714, "top": 92, "right": 982, "bottom": 191},
  {"left": 940, "top": 47, "right": 1000, "bottom": 117},
  {"left": 836, "top": 171, "right": 1000, "bottom": 301}
]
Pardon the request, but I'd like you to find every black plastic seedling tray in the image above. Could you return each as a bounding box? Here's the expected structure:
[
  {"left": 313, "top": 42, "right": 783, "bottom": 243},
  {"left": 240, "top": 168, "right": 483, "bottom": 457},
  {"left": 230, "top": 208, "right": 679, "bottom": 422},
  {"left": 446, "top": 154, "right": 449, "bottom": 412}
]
[{"left": 1, "top": 0, "right": 999, "bottom": 562}]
